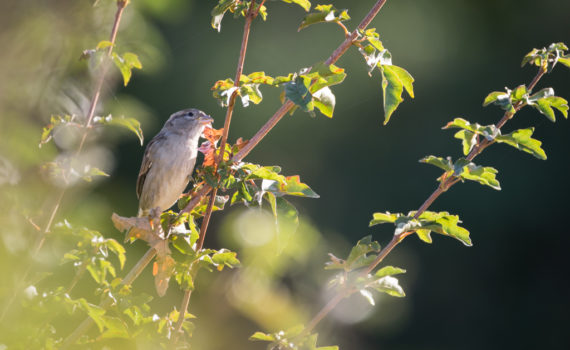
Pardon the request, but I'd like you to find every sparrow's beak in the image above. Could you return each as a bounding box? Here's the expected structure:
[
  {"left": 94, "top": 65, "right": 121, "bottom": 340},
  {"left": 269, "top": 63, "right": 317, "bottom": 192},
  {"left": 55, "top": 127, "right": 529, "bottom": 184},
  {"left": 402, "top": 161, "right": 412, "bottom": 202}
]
[{"left": 199, "top": 115, "right": 214, "bottom": 125}]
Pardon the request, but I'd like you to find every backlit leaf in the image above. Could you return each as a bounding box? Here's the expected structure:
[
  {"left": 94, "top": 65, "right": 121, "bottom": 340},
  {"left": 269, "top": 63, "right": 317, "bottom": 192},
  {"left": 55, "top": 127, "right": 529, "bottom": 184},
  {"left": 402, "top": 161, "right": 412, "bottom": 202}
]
[
  {"left": 111, "top": 52, "right": 142, "bottom": 86},
  {"left": 298, "top": 4, "right": 349, "bottom": 31},
  {"left": 495, "top": 128, "right": 547, "bottom": 160},
  {"left": 285, "top": 76, "right": 313, "bottom": 112},
  {"left": 281, "top": 0, "right": 311, "bottom": 12},
  {"left": 312, "top": 86, "right": 335, "bottom": 117},
  {"left": 375, "top": 266, "right": 406, "bottom": 278},
  {"left": 369, "top": 212, "right": 399, "bottom": 226},
  {"left": 379, "top": 64, "right": 414, "bottom": 124},
  {"left": 453, "top": 158, "right": 501, "bottom": 190},
  {"left": 419, "top": 155, "right": 453, "bottom": 172},
  {"left": 101, "top": 115, "right": 144, "bottom": 145}
]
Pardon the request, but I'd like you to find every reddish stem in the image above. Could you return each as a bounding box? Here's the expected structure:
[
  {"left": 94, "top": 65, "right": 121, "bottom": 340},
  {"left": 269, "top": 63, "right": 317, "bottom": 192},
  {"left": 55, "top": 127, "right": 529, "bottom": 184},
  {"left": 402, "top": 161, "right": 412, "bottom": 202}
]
[
  {"left": 173, "top": 0, "right": 258, "bottom": 342},
  {"left": 302, "top": 56, "right": 550, "bottom": 337}
]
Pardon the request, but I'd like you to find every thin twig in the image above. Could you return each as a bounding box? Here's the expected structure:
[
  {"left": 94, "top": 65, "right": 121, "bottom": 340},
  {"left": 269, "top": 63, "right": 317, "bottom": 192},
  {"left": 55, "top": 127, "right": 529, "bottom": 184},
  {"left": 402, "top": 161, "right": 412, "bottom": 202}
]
[
  {"left": 172, "top": 187, "right": 218, "bottom": 340},
  {"left": 78, "top": 0, "right": 127, "bottom": 151},
  {"left": 304, "top": 292, "right": 346, "bottom": 335},
  {"left": 301, "top": 54, "right": 550, "bottom": 336},
  {"left": 173, "top": 0, "right": 258, "bottom": 342}
]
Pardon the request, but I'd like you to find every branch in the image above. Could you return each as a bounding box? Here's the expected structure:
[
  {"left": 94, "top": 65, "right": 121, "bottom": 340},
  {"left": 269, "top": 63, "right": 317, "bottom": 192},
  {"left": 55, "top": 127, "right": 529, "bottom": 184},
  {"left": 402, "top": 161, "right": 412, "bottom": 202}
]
[
  {"left": 300, "top": 56, "right": 550, "bottom": 336},
  {"left": 172, "top": 186, "right": 217, "bottom": 340}
]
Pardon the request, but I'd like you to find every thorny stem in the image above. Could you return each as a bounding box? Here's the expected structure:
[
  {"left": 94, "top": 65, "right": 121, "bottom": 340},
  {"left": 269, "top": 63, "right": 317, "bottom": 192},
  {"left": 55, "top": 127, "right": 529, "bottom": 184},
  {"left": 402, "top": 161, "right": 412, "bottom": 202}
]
[
  {"left": 301, "top": 55, "right": 550, "bottom": 338},
  {"left": 0, "top": 0, "right": 130, "bottom": 323}
]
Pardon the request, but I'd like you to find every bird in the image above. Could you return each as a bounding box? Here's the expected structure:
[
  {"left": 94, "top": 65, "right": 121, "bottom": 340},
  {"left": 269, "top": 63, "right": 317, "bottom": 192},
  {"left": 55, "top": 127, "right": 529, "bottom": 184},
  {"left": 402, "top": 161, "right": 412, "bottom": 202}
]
[{"left": 136, "top": 108, "right": 213, "bottom": 217}]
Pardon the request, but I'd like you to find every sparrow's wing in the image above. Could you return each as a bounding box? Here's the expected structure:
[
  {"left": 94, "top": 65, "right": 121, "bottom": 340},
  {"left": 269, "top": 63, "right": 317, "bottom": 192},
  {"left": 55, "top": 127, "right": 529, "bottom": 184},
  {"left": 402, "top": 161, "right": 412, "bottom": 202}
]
[{"left": 136, "top": 133, "right": 165, "bottom": 199}]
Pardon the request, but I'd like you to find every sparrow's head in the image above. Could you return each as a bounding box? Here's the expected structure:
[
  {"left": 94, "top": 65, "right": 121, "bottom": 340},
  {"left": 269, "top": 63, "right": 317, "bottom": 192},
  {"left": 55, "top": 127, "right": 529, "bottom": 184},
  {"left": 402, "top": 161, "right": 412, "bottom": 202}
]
[{"left": 165, "top": 108, "right": 213, "bottom": 131}]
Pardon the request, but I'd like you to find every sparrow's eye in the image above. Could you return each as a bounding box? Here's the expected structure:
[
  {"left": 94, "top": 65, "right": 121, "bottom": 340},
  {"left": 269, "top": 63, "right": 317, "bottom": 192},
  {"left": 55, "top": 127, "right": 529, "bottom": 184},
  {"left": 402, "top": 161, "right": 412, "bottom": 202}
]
[{"left": 187, "top": 112, "right": 194, "bottom": 117}]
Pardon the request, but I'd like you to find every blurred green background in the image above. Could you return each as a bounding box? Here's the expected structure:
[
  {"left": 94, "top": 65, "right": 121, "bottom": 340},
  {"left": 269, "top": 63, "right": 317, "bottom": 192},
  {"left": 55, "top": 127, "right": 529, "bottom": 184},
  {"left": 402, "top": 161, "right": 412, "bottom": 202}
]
[{"left": 1, "top": 0, "right": 569, "bottom": 349}]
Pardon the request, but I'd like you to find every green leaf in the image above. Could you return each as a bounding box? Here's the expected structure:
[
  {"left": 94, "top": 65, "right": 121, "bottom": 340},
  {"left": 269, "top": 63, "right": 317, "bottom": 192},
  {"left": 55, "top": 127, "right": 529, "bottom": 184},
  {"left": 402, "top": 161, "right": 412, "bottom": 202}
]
[
  {"left": 415, "top": 229, "right": 433, "bottom": 243},
  {"left": 211, "top": 0, "right": 238, "bottom": 32},
  {"left": 379, "top": 64, "right": 414, "bottom": 124},
  {"left": 62, "top": 252, "right": 81, "bottom": 262},
  {"left": 370, "top": 211, "right": 471, "bottom": 246},
  {"left": 231, "top": 181, "right": 254, "bottom": 205},
  {"left": 86, "top": 263, "right": 103, "bottom": 284},
  {"left": 511, "top": 84, "right": 527, "bottom": 102},
  {"left": 369, "top": 212, "right": 399, "bottom": 226},
  {"left": 312, "top": 86, "right": 335, "bottom": 117},
  {"left": 171, "top": 233, "right": 194, "bottom": 255},
  {"left": 78, "top": 299, "right": 107, "bottom": 332},
  {"left": 106, "top": 239, "right": 126, "bottom": 269},
  {"left": 40, "top": 124, "right": 55, "bottom": 147},
  {"left": 454, "top": 129, "right": 477, "bottom": 155},
  {"left": 443, "top": 118, "right": 500, "bottom": 155},
  {"left": 362, "top": 28, "right": 384, "bottom": 51},
  {"left": 419, "top": 155, "right": 453, "bottom": 172},
  {"left": 375, "top": 266, "right": 406, "bottom": 278},
  {"left": 483, "top": 91, "right": 508, "bottom": 106},
  {"left": 212, "top": 249, "right": 240, "bottom": 270},
  {"left": 243, "top": 164, "right": 285, "bottom": 184},
  {"left": 285, "top": 76, "right": 313, "bottom": 112},
  {"left": 192, "top": 195, "right": 229, "bottom": 216},
  {"left": 264, "top": 175, "right": 320, "bottom": 198},
  {"left": 332, "top": 235, "right": 381, "bottom": 271},
  {"left": 521, "top": 48, "right": 541, "bottom": 67},
  {"left": 483, "top": 90, "right": 513, "bottom": 111},
  {"left": 100, "top": 316, "right": 129, "bottom": 339},
  {"left": 82, "top": 166, "right": 110, "bottom": 182},
  {"left": 443, "top": 118, "right": 499, "bottom": 140},
  {"left": 298, "top": 4, "right": 350, "bottom": 31},
  {"left": 528, "top": 90, "right": 568, "bottom": 122},
  {"left": 453, "top": 158, "right": 501, "bottom": 190},
  {"left": 304, "top": 62, "right": 347, "bottom": 93},
  {"left": 249, "top": 331, "right": 276, "bottom": 342},
  {"left": 558, "top": 54, "right": 570, "bottom": 68},
  {"left": 96, "top": 115, "right": 144, "bottom": 145},
  {"left": 281, "top": 0, "right": 311, "bottom": 12},
  {"left": 123, "top": 52, "right": 142, "bottom": 69},
  {"left": 522, "top": 43, "right": 569, "bottom": 71},
  {"left": 111, "top": 52, "right": 142, "bottom": 86},
  {"left": 370, "top": 275, "right": 405, "bottom": 297},
  {"left": 417, "top": 211, "right": 472, "bottom": 246},
  {"left": 96, "top": 40, "right": 113, "bottom": 50},
  {"left": 239, "top": 84, "right": 263, "bottom": 107},
  {"left": 39, "top": 115, "right": 76, "bottom": 147},
  {"left": 495, "top": 128, "right": 547, "bottom": 160}
]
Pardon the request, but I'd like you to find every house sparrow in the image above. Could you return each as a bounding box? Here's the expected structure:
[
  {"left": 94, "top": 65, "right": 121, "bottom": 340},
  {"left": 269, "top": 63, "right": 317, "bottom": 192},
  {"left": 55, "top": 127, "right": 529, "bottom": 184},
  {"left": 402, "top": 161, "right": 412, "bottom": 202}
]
[{"left": 136, "top": 108, "right": 213, "bottom": 216}]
